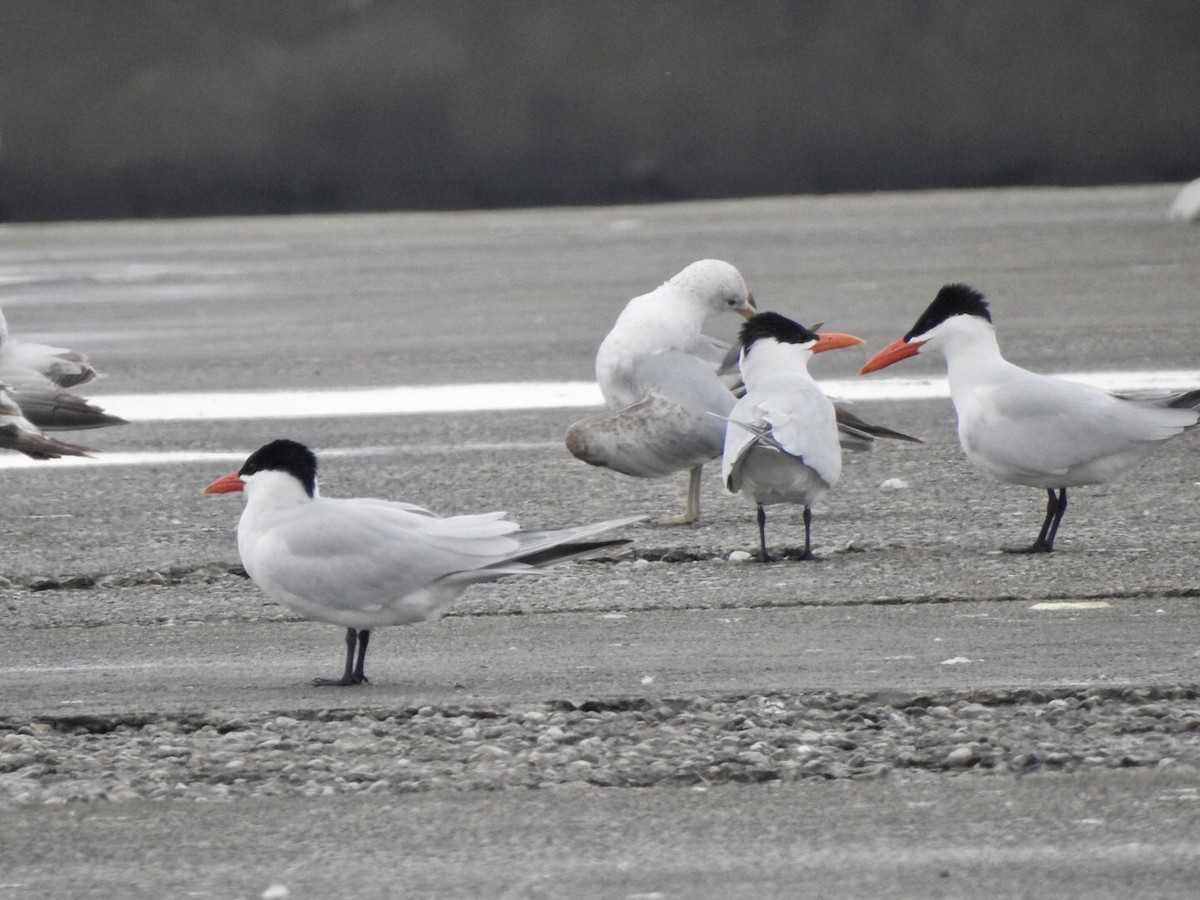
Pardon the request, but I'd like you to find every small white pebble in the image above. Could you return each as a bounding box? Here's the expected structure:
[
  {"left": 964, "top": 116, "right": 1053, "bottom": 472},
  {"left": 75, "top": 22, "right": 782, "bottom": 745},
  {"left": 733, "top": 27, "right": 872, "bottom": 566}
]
[
  {"left": 727, "top": 550, "right": 753, "bottom": 562},
  {"left": 640, "top": 675, "right": 654, "bottom": 685},
  {"left": 878, "top": 478, "right": 908, "bottom": 492},
  {"left": 940, "top": 656, "right": 972, "bottom": 665},
  {"left": 262, "top": 884, "right": 290, "bottom": 900},
  {"left": 945, "top": 745, "right": 980, "bottom": 767}
]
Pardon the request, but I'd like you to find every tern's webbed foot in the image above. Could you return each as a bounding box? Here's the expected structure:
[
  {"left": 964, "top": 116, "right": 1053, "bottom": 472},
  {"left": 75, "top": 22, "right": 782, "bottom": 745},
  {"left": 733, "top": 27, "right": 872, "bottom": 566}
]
[
  {"left": 317, "top": 627, "right": 371, "bottom": 686},
  {"left": 1003, "top": 542, "right": 1054, "bottom": 555},
  {"left": 312, "top": 674, "right": 369, "bottom": 687}
]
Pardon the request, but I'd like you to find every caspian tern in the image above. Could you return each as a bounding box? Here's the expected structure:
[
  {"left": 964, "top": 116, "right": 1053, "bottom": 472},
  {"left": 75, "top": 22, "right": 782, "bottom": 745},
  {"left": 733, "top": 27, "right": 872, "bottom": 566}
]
[
  {"left": 859, "top": 284, "right": 1200, "bottom": 552},
  {"left": 722, "top": 313, "right": 865, "bottom": 561},
  {"left": 205, "top": 439, "right": 640, "bottom": 686},
  {"left": 0, "top": 305, "right": 126, "bottom": 433},
  {"left": 565, "top": 259, "right": 757, "bottom": 524}
]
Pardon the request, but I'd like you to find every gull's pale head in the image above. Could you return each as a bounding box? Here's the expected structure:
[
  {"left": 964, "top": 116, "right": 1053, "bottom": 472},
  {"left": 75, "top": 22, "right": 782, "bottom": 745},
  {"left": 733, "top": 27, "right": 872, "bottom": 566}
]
[{"left": 670, "top": 259, "right": 756, "bottom": 319}]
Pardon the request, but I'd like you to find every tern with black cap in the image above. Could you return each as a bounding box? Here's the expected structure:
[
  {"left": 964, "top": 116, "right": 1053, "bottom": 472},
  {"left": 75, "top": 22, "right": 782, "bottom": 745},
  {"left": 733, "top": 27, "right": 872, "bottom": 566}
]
[
  {"left": 206, "top": 439, "right": 640, "bottom": 685},
  {"left": 722, "top": 312, "right": 864, "bottom": 561},
  {"left": 860, "top": 284, "right": 1200, "bottom": 552}
]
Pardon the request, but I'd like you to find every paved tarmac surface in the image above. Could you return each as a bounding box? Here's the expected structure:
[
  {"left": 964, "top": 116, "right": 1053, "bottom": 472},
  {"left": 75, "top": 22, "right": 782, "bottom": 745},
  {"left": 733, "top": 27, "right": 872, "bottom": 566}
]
[{"left": 1, "top": 185, "right": 1199, "bottom": 898}]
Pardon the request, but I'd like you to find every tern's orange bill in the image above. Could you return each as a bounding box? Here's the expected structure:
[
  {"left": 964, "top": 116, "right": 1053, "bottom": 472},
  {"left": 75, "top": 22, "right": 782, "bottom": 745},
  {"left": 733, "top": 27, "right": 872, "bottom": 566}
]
[
  {"left": 813, "top": 332, "right": 865, "bottom": 353},
  {"left": 859, "top": 337, "right": 922, "bottom": 374},
  {"left": 204, "top": 471, "right": 245, "bottom": 494}
]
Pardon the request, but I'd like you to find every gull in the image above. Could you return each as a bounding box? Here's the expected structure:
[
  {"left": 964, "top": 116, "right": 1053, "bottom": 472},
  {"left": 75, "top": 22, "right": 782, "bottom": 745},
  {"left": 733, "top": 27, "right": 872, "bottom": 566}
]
[
  {"left": 565, "top": 259, "right": 756, "bottom": 524},
  {"left": 859, "top": 283, "right": 1200, "bottom": 552},
  {"left": 205, "top": 439, "right": 640, "bottom": 685},
  {"left": 1168, "top": 176, "right": 1200, "bottom": 223}
]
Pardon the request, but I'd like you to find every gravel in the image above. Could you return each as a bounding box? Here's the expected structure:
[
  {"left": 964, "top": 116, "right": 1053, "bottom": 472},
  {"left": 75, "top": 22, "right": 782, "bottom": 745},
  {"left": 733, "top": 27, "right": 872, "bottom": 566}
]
[{"left": 3, "top": 687, "right": 1197, "bottom": 806}]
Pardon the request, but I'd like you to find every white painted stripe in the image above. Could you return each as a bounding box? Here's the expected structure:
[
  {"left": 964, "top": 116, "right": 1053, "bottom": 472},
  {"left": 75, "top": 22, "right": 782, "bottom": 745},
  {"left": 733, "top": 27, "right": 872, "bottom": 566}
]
[
  {"left": 827, "top": 369, "right": 1200, "bottom": 401},
  {"left": 84, "top": 369, "right": 1200, "bottom": 422},
  {"left": 0, "top": 450, "right": 251, "bottom": 470},
  {"left": 0, "top": 661, "right": 235, "bottom": 675},
  {"left": 1030, "top": 601, "right": 1113, "bottom": 610},
  {"left": 0, "top": 442, "right": 561, "bottom": 470},
  {"left": 93, "top": 381, "right": 605, "bottom": 422}
]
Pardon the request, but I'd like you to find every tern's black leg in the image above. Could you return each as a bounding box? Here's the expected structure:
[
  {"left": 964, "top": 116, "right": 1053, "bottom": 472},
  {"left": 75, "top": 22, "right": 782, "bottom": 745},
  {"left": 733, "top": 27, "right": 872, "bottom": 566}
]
[
  {"left": 756, "top": 504, "right": 772, "bottom": 562},
  {"left": 1042, "top": 488, "right": 1068, "bottom": 551},
  {"left": 314, "top": 627, "right": 370, "bottom": 686},
  {"left": 796, "top": 506, "right": 816, "bottom": 560},
  {"left": 1006, "top": 488, "right": 1067, "bottom": 554},
  {"left": 352, "top": 629, "right": 371, "bottom": 683}
]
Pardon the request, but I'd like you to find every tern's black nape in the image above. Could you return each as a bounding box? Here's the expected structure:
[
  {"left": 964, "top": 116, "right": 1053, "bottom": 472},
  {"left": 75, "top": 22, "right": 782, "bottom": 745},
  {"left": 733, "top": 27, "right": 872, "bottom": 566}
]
[
  {"left": 739, "top": 312, "right": 819, "bottom": 353},
  {"left": 239, "top": 439, "right": 318, "bottom": 497},
  {"left": 904, "top": 284, "right": 992, "bottom": 342}
]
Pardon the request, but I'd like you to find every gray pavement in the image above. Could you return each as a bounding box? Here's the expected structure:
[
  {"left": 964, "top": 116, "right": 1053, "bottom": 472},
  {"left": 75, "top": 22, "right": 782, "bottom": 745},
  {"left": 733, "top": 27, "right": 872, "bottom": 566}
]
[
  {"left": 4, "top": 598, "right": 1199, "bottom": 719},
  {"left": 3, "top": 772, "right": 1198, "bottom": 900},
  {"left": 2, "top": 185, "right": 1200, "bottom": 898}
]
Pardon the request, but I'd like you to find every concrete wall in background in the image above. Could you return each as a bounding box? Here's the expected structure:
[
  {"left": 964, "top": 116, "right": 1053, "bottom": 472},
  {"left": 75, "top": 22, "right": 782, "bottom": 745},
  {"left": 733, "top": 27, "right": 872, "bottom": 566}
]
[{"left": 1, "top": 1, "right": 1198, "bottom": 221}]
